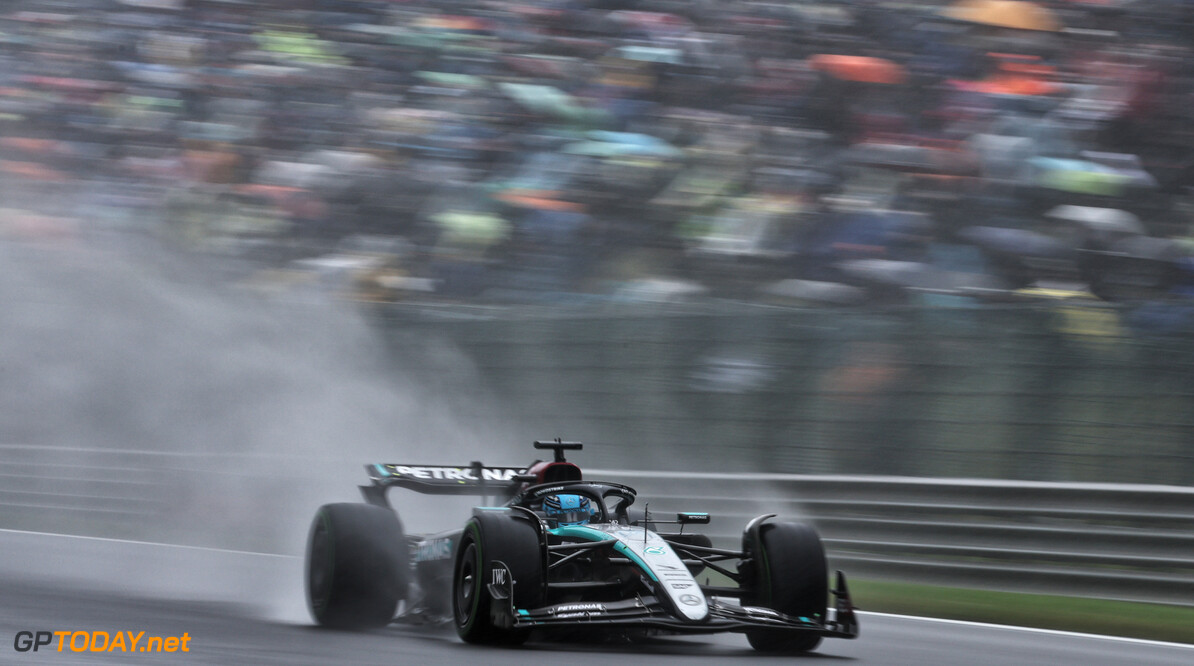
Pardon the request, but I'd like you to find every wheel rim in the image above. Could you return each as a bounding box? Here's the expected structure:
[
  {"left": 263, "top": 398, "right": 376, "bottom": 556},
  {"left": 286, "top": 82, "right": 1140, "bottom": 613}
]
[{"left": 455, "top": 542, "right": 478, "bottom": 626}]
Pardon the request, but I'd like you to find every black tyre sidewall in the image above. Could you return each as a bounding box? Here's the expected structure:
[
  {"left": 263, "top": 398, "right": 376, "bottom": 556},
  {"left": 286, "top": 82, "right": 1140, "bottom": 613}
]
[
  {"left": 452, "top": 513, "right": 543, "bottom": 645},
  {"left": 305, "top": 503, "right": 410, "bottom": 629},
  {"left": 742, "top": 520, "right": 828, "bottom": 653},
  {"left": 453, "top": 521, "right": 488, "bottom": 641}
]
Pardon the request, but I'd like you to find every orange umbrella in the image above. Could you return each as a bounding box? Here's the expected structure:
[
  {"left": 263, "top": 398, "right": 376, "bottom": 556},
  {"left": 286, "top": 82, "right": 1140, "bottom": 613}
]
[
  {"left": 0, "top": 160, "right": 67, "bottom": 181},
  {"left": 495, "top": 189, "right": 585, "bottom": 213},
  {"left": 413, "top": 15, "right": 490, "bottom": 31},
  {"left": 809, "top": 55, "right": 906, "bottom": 84},
  {"left": 0, "top": 137, "right": 59, "bottom": 155},
  {"left": 942, "top": 0, "right": 1062, "bottom": 32},
  {"left": 951, "top": 52, "right": 1059, "bottom": 96}
]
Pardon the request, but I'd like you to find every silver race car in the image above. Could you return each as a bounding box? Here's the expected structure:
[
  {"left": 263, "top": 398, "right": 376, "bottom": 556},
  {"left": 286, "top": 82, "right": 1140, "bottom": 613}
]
[{"left": 305, "top": 440, "right": 858, "bottom": 653}]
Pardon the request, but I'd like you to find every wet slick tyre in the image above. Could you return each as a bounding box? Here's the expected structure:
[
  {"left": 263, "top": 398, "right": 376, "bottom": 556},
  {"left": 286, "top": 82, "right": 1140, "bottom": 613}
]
[
  {"left": 306, "top": 503, "right": 410, "bottom": 629},
  {"left": 741, "top": 521, "right": 828, "bottom": 653},
  {"left": 453, "top": 513, "right": 543, "bottom": 645}
]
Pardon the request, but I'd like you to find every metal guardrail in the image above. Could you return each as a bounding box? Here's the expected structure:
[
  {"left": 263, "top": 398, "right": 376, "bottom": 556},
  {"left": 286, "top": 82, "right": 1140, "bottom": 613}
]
[
  {"left": 2, "top": 444, "right": 1191, "bottom": 607},
  {"left": 592, "top": 470, "right": 1194, "bottom": 608},
  {"left": 0, "top": 444, "right": 327, "bottom": 549},
  {"left": 0, "top": 445, "right": 169, "bottom": 521}
]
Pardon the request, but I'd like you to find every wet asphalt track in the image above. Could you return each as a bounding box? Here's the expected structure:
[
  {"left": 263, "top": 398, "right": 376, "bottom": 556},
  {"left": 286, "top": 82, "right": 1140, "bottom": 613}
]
[
  {"left": 3, "top": 575, "right": 1192, "bottom": 666},
  {"left": 2, "top": 531, "right": 1191, "bottom": 665}
]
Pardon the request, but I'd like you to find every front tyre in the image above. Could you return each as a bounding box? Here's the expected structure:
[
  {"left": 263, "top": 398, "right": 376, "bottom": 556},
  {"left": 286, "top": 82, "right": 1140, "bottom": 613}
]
[
  {"left": 453, "top": 513, "right": 543, "bottom": 645},
  {"left": 306, "top": 503, "right": 410, "bottom": 629},
  {"left": 741, "top": 520, "right": 828, "bottom": 653}
]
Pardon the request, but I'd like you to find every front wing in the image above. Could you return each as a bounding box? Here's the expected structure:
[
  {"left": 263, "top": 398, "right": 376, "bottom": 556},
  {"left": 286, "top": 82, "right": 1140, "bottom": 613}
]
[{"left": 487, "top": 561, "right": 860, "bottom": 639}]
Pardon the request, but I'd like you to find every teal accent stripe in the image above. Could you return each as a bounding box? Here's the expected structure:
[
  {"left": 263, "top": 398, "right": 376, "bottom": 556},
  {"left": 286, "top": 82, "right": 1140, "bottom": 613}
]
[
  {"left": 549, "top": 525, "right": 608, "bottom": 540},
  {"left": 613, "top": 542, "right": 658, "bottom": 582}
]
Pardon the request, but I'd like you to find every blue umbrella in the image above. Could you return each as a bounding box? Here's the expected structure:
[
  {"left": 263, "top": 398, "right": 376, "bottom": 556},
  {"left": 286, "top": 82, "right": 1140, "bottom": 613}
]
[
  {"left": 959, "top": 226, "right": 1070, "bottom": 257},
  {"left": 562, "top": 131, "right": 682, "bottom": 158}
]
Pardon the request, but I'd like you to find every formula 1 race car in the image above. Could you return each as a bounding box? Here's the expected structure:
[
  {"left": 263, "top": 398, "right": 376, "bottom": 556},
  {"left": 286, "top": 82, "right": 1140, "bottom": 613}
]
[{"left": 304, "top": 440, "right": 858, "bottom": 653}]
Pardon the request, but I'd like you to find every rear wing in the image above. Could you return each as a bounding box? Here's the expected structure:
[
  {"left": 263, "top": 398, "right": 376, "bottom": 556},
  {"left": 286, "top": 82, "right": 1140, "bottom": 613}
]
[
  {"left": 360, "top": 463, "right": 533, "bottom": 506},
  {"left": 359, "top": 440, "right": 585, "bottom": 507}
]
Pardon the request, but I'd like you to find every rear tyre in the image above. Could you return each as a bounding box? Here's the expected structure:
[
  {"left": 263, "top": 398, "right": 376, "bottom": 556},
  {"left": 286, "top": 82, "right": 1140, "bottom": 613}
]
[
  {"left": 306, "top": 503, "right": 410, "bottom": 629},
  {"left": 453, "top": 513, "right": 543, "bottom": 645},
  {"left": 741, "top": 520, "right": 828, "bottom": 653}
]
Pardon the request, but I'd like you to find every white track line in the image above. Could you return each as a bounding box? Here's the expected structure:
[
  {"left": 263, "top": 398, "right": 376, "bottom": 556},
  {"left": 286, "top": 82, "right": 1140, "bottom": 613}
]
[
  {"left": 859, "top": 611, "right": 1194, "bottom": 649},
  {"left": 0, "top": 527, "right": 296, "bottom": 559}
]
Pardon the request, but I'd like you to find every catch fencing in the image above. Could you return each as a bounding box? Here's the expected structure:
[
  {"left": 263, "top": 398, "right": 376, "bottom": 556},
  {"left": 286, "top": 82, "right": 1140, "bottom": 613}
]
[{"left": 377, "top": 302, "right": 1194, "bottom": 486}]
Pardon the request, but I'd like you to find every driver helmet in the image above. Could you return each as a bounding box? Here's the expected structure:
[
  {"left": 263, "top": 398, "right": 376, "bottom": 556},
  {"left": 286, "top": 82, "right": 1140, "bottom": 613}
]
[{"left": 544, "top": 494, "right": 594, "bottom": 526}]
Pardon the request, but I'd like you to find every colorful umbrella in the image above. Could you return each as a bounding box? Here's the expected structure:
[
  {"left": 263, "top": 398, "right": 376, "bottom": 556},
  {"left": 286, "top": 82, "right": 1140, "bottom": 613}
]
[
  {"left": 1046, "top": 205, "right": 1144, "bottom": 234},
  {"left": 414, "top": 71, "right": 488, "bottom": 89},
  {"left": 432, "top": 211, "right": 509, "bottom": 247},
  {"left": 942, "top": 0, "right": 1062, "bottom": 32},
  {"left": 615, "top": 45, "right": 684, "bottom": 65},
  {"left": 959, "top": 226, "right": 1070, "bottom": 257},
  {"left": 412, "top": 16, "right": 491, "bottom": 32},
  {"left": 497, "top": 83, "right": 606, "bottom": 125},
  {"left": 1028, "top": 157, "right": 1135, "bottom": 196},
  {"left": 0, "top": 160, "right": 67, "bottom": 181},
  {"left": 562, "top": 131, "right": 683, "bottom": 158},
  {"left": 809, "top": 55, "right": 906, "bottom": 84},
  {"left": 495, "top": 189, "right": 585, "bottom": 212}
]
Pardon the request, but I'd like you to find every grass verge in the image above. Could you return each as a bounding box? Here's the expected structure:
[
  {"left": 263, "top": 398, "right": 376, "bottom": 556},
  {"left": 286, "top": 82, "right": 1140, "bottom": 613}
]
[{"left": 850, "top": 579, "right": 1194, "bottom": 645}]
